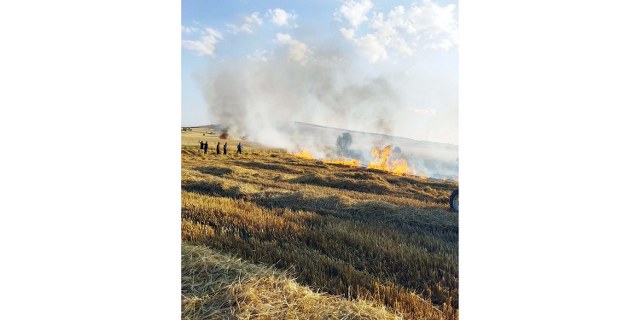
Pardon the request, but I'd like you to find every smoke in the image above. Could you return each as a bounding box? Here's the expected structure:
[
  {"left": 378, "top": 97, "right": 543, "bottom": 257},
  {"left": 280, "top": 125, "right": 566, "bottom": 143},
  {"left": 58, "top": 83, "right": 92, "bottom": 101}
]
[
  {"left": 336, "top": 132, "right": 364, "bottom": 160},
  {"left": 198, "top": 32, "right": 457, "bottom": 178},
  {"left": 201, "top": 47, "right": 403, "bottom": 142}
]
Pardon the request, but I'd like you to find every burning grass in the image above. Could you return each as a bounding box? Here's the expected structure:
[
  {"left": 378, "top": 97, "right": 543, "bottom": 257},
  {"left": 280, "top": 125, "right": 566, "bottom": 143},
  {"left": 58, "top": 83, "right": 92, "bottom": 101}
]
[
  {"left": 323, "top": 158, "right": 362, "bottom": 167},
  {"left": 182, "top": 144, "right": 458, "bottom": 320},
  {"left": 292, "top": 144, "right": 416, "bottom": 176},
  {"left": 368, "top": 145, "right": 414, "bottom": 176},
  {"left": 293, "top": 148, "right": 314, "bottom": 160}
]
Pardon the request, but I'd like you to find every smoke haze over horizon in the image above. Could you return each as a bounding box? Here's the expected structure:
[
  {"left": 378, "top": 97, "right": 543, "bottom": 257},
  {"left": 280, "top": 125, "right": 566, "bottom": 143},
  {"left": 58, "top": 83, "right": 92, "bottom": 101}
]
[{"left": 182, "top": 0, "right": 458, "bottom": 177}]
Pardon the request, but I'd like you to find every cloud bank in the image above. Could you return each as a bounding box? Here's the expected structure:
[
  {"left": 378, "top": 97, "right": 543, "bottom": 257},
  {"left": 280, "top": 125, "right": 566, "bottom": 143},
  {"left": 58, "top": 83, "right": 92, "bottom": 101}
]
[
  {"left": 182, "top": 27, "right": 223, "bottom": 57},
  {"left": 337, "top": 0, "right": 458, "bottom": 63}
]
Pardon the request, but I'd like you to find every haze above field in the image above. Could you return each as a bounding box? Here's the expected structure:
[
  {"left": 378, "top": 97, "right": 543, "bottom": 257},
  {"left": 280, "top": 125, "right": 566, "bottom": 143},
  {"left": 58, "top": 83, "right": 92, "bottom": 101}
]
[
  {"left": 182, "top": 0, "right": 458, "bottom": 145},
  {"left": 185, "top": 123, "right": 458, "bottom": 178}
]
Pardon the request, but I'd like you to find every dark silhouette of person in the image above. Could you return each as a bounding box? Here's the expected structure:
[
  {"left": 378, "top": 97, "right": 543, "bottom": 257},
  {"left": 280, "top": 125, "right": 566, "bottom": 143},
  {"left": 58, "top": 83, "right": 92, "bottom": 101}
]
[
  {"left": 216, "top": 142, "right": 221, "bottom": 155},
  {"left": 236, "top": 142, "right": 242, "bottom": 154},
  {"left": 204, "top": 141, "right": 208, "bottom": 154},
  {"left": 223, "top": 142, "right": 228, "bottom": 155},
  {"left": 199, "top": 141, "right": 203, "bottom": 150}
]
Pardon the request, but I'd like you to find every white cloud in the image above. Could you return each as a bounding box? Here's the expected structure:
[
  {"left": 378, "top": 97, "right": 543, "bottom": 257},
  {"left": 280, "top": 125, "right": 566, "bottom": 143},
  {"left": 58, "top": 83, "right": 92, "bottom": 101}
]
[
  {"left": 338, "top": 0, "right": 457, "bottom": 63},
  {"left": 228, "top": 12, "right": 264, "bottom": 34},
  {"left": 246, "top": 12, "right": 263, "bottom": 25},
  {"left": 275, "top": 33, "right": 311, "bottom": 65},
  {"left": 391, "top": 37, "right": 414, "bottom": 56},
  {"left": 352, "top": 33, "right": 387, "bottom": 63},
  {"left": 182, "top": 27, "right": 223, "bottom": 56},
  {"left": 336, "top": 0, "right": 373, "bottom": 29},
  {"left": 247, "top": 49, "right": 268, "bottom": 62},
  {"left": 268, "top": 8, "right": 296, "bottom": 26},
  {"left": 339, "top": 27, "right": 355, "bottom": 40},
  {"left": 404, "top": 1, "right": 457, "bottom": 40},
  {"left": 275, "top": 33, "right": 292, "bottom": 43},
  {"left": 181, "top": 25, "right": 198, "bottom": 34}
]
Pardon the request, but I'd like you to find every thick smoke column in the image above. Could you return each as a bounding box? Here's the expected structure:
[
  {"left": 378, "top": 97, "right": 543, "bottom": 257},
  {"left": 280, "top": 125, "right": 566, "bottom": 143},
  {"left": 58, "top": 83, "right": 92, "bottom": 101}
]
[
  {"left": 201, "top": 50, "right": 402, "bottom": 151},
  {"left": 198, "top": 31, "right": 458, "bottom": 178}
]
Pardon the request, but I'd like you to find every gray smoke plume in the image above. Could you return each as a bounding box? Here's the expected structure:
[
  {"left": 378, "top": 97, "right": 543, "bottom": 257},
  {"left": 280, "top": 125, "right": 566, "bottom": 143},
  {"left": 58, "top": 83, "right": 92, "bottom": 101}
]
[
  {"left": 200, "top": 50, "right": 401, "bottom": 141},
  {"left": 197, "top": 36, "right": 458, "bottom": 178}
]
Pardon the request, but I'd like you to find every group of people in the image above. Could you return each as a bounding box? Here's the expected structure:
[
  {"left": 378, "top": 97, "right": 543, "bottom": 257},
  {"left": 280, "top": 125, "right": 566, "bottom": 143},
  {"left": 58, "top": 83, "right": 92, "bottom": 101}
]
[{"left": 199, "top": 141, "right": 242, "bottom": 155}]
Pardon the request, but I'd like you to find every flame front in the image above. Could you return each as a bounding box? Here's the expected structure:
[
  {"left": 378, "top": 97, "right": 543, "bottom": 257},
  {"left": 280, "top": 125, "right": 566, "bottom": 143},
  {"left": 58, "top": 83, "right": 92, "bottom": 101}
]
[
  {"left": 293, "top": 145, "right": 412, "bottom": 176},
  {"left": 323, "top": 158, "right": 361, "bottom": 167},
  {"left": 367, "top": 145, "right": 412, "bottom": 176},
  {"left": 293, "top": 148, "right": 314, "bottom": 160},
  {"left": 295, "top": 148, "right": 360, "bottom": 167}
]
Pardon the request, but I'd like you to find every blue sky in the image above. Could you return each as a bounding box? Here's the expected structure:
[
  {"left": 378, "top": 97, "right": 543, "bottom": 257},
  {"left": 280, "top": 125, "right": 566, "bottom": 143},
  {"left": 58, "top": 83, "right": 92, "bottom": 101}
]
[{"left": 182, "top": 0, "right": 458, "bottom": 143}]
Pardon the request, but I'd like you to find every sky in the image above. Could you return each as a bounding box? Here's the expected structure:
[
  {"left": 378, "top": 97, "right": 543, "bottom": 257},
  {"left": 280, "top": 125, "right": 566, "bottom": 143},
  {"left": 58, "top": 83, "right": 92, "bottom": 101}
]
[{"left": 182, "top": 0, "right": 458, "bottom": 144}]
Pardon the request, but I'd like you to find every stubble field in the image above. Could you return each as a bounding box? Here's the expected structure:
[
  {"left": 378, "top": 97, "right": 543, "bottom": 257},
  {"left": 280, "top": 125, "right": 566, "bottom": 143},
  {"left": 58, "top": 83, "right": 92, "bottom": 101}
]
[{"left": 181, "top": 128, "right": 458, "bottom": 320}]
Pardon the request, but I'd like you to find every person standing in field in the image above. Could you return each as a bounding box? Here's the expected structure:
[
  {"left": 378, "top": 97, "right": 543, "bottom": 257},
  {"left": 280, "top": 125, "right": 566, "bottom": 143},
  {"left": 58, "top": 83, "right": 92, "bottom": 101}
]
[
  {"left": 216, "top": 142, "right": 221, "bottom": 155},
  {"left": 223, "top": 142, "right": 228, "bottom": 155},
  {"left": 236, "top": 142, "right": 242, "bottom": 154},
  {"left": 204, "top": 141, "right": 208, "bottom": 154}
]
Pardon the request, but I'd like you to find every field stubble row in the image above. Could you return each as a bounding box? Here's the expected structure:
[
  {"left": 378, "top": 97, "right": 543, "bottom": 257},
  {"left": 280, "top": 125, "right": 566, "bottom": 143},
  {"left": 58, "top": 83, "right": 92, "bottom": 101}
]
[{"left": 181, "top": 145, "right": 458, "bottom": 319}]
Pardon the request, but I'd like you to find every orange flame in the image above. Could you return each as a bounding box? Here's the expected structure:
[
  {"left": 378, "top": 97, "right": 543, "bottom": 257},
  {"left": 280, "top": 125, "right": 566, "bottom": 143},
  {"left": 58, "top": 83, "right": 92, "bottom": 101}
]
[
  {"left": 323, "top": 158, "right": 361, "bottom": 167},
  {"left": 293, "top": 148, "right": 314, "bottom": 160},
  {"left": 367, "top": 145, "right": 413, "bottom": 175}
]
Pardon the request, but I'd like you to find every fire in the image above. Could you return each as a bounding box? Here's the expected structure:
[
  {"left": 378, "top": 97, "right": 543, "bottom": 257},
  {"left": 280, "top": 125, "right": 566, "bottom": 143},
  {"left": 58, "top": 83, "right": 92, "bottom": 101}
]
[
  {"left": 292, "top": 145, "right": 412, "bottom": 176},
  {"left": 323, "top": 158, "right": 361, "bottom": 167},
  {"left": 367, "top": 145, "right": 413, "bottom": 176},
  {"left": 293, "top": 148, "right": 314, "bottom": 160}
]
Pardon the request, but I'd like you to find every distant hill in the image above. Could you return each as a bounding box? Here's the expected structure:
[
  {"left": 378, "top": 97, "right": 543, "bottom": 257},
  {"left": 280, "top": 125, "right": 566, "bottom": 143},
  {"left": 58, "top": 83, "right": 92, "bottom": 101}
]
[
  {"left": 289, "top": 122, "right": 458, "bottom": 158},
  {"left": 185, "top": 124, "right": 223, "bottom": 131},
  {"left": 185, "top": 122, "right": 458, "bottom": 178},
  {"left": 292, "top": 121, "right": 458, "bottom": 148},
  {"left": 187, "top": 122, "right": 457, "bottom": 149}
]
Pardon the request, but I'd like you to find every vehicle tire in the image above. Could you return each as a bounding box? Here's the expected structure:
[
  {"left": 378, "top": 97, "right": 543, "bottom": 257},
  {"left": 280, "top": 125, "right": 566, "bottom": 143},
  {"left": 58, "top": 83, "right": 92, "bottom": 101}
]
[{"left": 449, "top": 189, "right": 459, "bottom": 212}]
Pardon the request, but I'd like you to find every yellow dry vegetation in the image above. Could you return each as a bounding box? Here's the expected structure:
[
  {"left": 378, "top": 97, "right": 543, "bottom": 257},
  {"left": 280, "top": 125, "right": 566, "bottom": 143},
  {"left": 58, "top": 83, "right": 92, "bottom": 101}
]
[
  {"left": 181, "top": 129, "right": 458, "bottom": 320},
  {"left": 183, "top": 244, "right": 401, "bottom": 320}
]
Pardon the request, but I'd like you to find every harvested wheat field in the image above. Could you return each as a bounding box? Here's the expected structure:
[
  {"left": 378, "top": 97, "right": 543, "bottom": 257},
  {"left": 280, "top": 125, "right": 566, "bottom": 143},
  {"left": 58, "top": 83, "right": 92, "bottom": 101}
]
[{"left": 182, "top": 129, "right": 458, "bottom": 320}]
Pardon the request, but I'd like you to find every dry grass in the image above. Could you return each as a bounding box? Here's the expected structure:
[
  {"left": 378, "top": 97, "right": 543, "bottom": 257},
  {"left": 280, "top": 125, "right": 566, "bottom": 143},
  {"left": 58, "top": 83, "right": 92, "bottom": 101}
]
[
  {"left": 182, "top": 141, "right": 458, "bottom": 320},
  {"left": 183, "top": 244, "right": 402, "bottom": 320}
]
